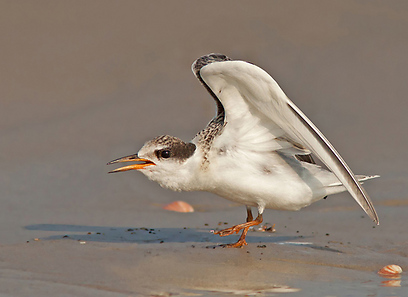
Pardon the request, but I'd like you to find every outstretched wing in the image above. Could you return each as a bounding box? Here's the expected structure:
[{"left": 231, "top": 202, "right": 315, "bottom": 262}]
[{"left": 192, "top": 54, "right": 379, "bottom": 224}]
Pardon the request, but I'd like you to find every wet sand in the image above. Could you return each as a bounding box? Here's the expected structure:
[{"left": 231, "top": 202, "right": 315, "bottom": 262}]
[{"left": 1, "top": 1, "right": 408, "bottom": 296}]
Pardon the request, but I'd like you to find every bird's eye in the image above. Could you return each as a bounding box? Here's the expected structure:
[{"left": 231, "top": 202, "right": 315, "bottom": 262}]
[{"left": 160, "top": 150, "right": 171, "bottom": 159}]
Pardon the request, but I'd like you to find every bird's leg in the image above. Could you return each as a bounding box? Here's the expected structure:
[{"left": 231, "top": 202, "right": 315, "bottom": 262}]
[
  {"left": 214, "top": 207, "right": 257, "bottom": 236},
  {"left": 214, "top": 206, "right": 263, "bottom": 248}
]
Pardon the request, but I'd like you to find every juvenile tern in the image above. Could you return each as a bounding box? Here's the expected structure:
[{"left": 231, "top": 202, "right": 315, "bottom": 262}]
[{"left": 108, "top": 53, "right": 379, "bottom": 248}]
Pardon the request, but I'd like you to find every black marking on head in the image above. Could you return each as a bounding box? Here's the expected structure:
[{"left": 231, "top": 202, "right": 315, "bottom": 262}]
[{"left": 152, "top": 135, "right": 196, "bottom": 162}]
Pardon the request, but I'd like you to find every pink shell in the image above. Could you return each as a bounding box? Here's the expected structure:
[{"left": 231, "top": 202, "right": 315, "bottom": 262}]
[
  {"left": 378, "top": 264, "right": 402, "bottom": 276},
  {"left": 162, "top": 201, "right": 194, "bottom": 213}
]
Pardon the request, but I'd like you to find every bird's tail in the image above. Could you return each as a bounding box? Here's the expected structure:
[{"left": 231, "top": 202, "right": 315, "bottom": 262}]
[
  {"left": 324, "top": 174, "right": 379, "bottom": 198},
  {"left": 328, "top": 174, "right": 380, "bottom": 187}
]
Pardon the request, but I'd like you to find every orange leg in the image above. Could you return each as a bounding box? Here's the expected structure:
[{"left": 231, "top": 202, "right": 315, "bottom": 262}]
[{"left": 214, "top": 207, "right": 263, "bottom": 248}]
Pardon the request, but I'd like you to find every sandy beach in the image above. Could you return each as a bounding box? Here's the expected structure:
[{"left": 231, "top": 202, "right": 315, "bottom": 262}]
[{"left": 1, "top": 1, "right": 408, "bottom": 296}]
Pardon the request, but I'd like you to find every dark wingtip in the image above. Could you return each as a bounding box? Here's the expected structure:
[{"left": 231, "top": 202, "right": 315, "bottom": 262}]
[
  {"left": 192, "top": 53, "right": 232, "bottom": 75},
  {"left": 192, "top": 54, "right": 228, "bottom": 125}
]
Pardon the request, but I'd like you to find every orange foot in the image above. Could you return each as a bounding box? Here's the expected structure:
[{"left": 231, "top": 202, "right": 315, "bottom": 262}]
[
  {"left": 220, "top": 238, "right": 248, "bottom": 248},
  {"left": 214, "top": 213, "right": 263, "bottom": 248}
]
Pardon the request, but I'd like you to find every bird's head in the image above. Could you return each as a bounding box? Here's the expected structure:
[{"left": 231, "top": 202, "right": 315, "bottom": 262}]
[{"left": 107, "top": 135, "right": 198, "bottom": 191}]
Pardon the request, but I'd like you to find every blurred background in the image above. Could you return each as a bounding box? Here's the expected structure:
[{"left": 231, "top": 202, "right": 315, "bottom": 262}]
[{"left": 1, "top": 0, "right": 407, "bottom": 244}]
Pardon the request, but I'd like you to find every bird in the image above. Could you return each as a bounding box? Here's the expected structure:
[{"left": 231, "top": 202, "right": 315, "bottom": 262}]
[{"left": 107, "top": 53, "right": 379, "bottom": 248}]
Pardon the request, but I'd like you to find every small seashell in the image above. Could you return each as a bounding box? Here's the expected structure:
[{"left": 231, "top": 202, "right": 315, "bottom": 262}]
[
  {"left": 378, "top": 264, "right": 402, "bottom": 277},
  {"left": 256, "top": 223, "right": 276, "bottom": 233},
  {"left": 162, "top": 200, "right": 194, "bottom": 213}
]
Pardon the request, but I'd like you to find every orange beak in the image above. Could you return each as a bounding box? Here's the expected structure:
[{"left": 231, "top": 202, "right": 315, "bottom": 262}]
[{"left": 107, "top": 154, "right": 155, "bottom": 173}]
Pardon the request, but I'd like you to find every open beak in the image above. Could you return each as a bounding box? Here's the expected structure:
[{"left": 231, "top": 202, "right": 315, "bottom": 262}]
[{"left": 107, "top": 154, "right": 155, "bottom": 173}]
